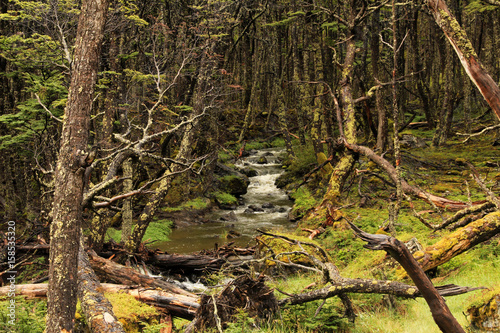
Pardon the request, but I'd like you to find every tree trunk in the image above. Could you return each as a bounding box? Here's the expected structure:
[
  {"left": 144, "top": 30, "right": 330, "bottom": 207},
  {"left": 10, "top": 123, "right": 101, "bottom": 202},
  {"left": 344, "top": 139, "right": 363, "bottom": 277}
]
[
  {"left": 322, "top": 18, "right": 358, "bottom": 207},
  {"left": 348, "top": 221, "right": 466, "bottom": 333},
  {"left": 425, "top": 0, "right": 500, "bottom": 121},
  {"left": 47, "top": 0, "right": 109, "bottom": 331}
]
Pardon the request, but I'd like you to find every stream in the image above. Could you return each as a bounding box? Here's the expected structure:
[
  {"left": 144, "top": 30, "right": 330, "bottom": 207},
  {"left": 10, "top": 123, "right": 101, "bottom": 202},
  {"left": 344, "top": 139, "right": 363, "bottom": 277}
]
[{"left": 158, "top": 148, "right": 295, "bottom": 254}]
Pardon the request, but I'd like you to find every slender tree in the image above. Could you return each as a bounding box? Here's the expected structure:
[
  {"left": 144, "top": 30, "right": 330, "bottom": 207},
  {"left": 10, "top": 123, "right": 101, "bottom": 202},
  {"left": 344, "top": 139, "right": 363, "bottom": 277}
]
[{"left": 47, "top": 0, "right": 109, "bottom": 331}]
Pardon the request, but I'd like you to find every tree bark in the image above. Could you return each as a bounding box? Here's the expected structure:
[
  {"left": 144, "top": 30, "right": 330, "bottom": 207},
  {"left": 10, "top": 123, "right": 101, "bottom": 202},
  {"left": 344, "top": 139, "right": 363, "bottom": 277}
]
[
  {"left": 0, "top": 283, "right": 199, "bottom": 320},
  {"left": 348, "top": 221, "right": 466, "bottom": 333},
  {"left": 417, "top": 211, "right": 500, "bottom": 272},
  {"left": 425, "top": 0, "right": 500, "bottom": 121},
  {"left": 88, "top": 251, "right": 196, "bottom": 297},
  {"left": 77, "top": 245, "right": 125, "bottom": 332},
  {"left": 47, "top": 0, "right": 109, "bottom": 332}
]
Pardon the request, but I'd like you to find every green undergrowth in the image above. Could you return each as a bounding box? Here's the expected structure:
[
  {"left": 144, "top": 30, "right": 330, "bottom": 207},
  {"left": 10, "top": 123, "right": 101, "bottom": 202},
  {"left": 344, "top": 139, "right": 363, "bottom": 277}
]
[
  {"left": 106, "top": 218, "right": 173, "bottom": 245},
  {"left": 253, "top": 128, "right": 500, "bottom": 332}
]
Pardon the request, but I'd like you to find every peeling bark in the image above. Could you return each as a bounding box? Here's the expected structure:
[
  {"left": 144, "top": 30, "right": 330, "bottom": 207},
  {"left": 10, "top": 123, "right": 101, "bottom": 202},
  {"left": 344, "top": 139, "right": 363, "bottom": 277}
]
[{"left": 425, "top": 0, "right": 500, "bottom": 121}]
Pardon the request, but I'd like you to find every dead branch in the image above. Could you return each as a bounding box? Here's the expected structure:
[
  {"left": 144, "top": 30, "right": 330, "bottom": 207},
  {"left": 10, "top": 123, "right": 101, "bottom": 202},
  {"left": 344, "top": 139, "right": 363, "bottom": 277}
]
[
  {"left": 0, "top": 283, "right": 199, "bottom": 320},
  {"left": 343, "top": 141, "right": 487, "bottom": 210},
  {"left": 347, "top": 220, "right": 466, "bottom": 333}
]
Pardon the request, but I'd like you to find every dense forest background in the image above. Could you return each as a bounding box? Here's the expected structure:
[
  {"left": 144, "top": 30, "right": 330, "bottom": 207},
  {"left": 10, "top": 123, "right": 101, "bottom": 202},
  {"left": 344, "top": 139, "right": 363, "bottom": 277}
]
[{"left": 2, "top": 0, "right": 500, "bottom": 332}]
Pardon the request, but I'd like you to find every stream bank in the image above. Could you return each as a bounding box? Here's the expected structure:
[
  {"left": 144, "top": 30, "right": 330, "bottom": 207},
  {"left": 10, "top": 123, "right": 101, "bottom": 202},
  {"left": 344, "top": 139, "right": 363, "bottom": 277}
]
[{"left": 157, "top": 148, "right": 295, "bottom": 254}]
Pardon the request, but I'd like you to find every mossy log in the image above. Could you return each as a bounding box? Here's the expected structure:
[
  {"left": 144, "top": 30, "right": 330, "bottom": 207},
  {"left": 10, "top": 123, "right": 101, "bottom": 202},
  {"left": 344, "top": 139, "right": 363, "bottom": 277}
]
[
  {"left": 87, "top": 250, "right": 195, "bottom": 297},
  {"left": 416, "top": 211, "right": 500, "bottom": 272},
  {"left": 0, "top": 283, "right": 199, "bottom": 320},
  {"left": 77, "top": 246, "right": 125, "bottom": 332}
]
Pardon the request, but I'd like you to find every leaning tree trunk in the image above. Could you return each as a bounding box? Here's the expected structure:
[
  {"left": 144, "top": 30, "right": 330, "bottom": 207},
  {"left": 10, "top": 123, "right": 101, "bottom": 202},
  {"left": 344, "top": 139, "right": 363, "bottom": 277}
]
[
  {"left": 46, "top": 0, "right": 109, "bottom": 332},
  {"left": 426, "top": 0, "right": 500, "bottom": 121},
  {"left": 349, "top": 222, "right": 466, "bottom": 333}
]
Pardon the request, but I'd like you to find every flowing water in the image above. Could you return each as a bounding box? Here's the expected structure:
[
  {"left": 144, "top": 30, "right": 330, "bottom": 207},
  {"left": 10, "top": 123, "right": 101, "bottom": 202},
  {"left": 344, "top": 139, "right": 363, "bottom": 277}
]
[{"left": 159, "top": 148, "right": 294, "bottom": 254}]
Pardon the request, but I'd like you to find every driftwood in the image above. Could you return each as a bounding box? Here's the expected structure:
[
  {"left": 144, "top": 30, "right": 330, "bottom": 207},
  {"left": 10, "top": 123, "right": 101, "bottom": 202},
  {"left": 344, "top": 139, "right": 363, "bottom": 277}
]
[
  {"left": 417, "top": 211, "right": 500, "bottom": 272},
  {"left": 77, "top": 246, "right": 125, "bottom": 332},
  {"left": 348, "top": 221, "right": 466, "bottom": 333},
  {"left": 149, "top": 253, "right": 226, "bottom": 273},
  {"left": 0, "top": 283, "right": 199, "bottom": 320},
  {"left": 88, "top": 250, "right": 195, "bottom": 297}
]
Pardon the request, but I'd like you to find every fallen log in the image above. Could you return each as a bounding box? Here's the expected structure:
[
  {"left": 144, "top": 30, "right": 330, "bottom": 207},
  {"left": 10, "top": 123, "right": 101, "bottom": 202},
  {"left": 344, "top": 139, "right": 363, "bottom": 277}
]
[
  {"left": 149, "top": 254, "right": 226, "bottom": 273},
  {"left": 279, "top": 277, "right": 482, "bottom": 307},
  {"left": 417, "top": 211, "right": 500, "bottom": 272},
  {"left": 0, "top": 283, "right": 199, "bottom": 320},
  {"left": 88, "top": 250, "right": 195, "bottom": 297},
  {"left": 348, "top": 221, "right": 466, "bottom": 333},
  {"left": 77, "top": 246, "right": 125, "bottom": 332}
]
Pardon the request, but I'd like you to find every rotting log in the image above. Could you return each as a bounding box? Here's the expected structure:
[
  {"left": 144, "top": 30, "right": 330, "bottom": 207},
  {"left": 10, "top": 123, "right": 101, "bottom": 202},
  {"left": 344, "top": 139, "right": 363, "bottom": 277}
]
[
  {"left": 0, "top": 283, "right": 199, "bottom": 320},
  {"left": 416, "top": 211, "right": 500, "bottom": 272},
  {"left": 88, "top": 250, "right": 195, "bottom": 297},
  {"left": 348, "top": 221, "right": 466, "bottom": 333},
  {"left": 343, "top": 141, "right": 486, "bottom": 210},
  {"left": 425, "top": 0, "right": 500, "bottom": 121},
  {"left": 77, "top": 246, "right": 125, "bottom": 332}
]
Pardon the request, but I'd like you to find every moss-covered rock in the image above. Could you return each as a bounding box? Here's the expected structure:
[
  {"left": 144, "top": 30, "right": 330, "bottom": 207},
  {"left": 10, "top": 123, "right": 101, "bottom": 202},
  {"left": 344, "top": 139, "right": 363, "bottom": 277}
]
[{"left": 467, "top": 290, "right": 500, "bottom": 332}]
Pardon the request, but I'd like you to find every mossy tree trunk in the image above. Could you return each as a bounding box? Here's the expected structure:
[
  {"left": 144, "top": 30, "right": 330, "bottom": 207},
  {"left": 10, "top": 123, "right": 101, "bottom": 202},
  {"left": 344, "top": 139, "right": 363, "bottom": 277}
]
[
  {"left": 322, "top": 11, "right": 358, "bottom": 207},
  {"left": 47, "top": 0, "right": 109, "bottom": 331},
  {"left": 416, "top": 211, "right": 500, "bottom": 272},
  {"left": 426, "top": 0, "right": 500, "bottom": 121}
]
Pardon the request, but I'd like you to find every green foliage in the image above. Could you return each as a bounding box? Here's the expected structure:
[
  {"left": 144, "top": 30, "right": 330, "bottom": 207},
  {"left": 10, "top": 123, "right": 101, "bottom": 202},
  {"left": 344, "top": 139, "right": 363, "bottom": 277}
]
[
  {"left": 0, "top": 297, "right": 46, "bottom": 333},
  {"left": 107, "top": 219, "right": 173, "bottom": 244},
  {"left": 289, "top": 187, "right": 318, "bottom": 219},
  {"left": 164, "top": 198, "right": 210, "bottom": 212},
  {"left": 0, "top": 32, "right": 68, "bottom": 149},
  {"left": 212, "top": 191, "right": 238, "bottom": 206},
  {"left": 465, "top": 0, "right": 499, "bottom": 13}
]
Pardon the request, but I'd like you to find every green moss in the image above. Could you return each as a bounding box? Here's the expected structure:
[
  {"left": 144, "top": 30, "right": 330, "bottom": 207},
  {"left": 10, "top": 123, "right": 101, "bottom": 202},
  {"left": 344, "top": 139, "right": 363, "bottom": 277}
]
[
  {"left": 290, "top": 187, "right": 319, "bottom": 220},
  {"left": 104, "top": 292, "right": 160, "bottom": 332},
  {"left": 107, "top": 219, "right": 172, "bottom": 245},
  {"left": 212, "top": 191, "right": 238, "bottom": 206},
  {"left": 0, "top": 297, "right": 46, "bottom": 333}
]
